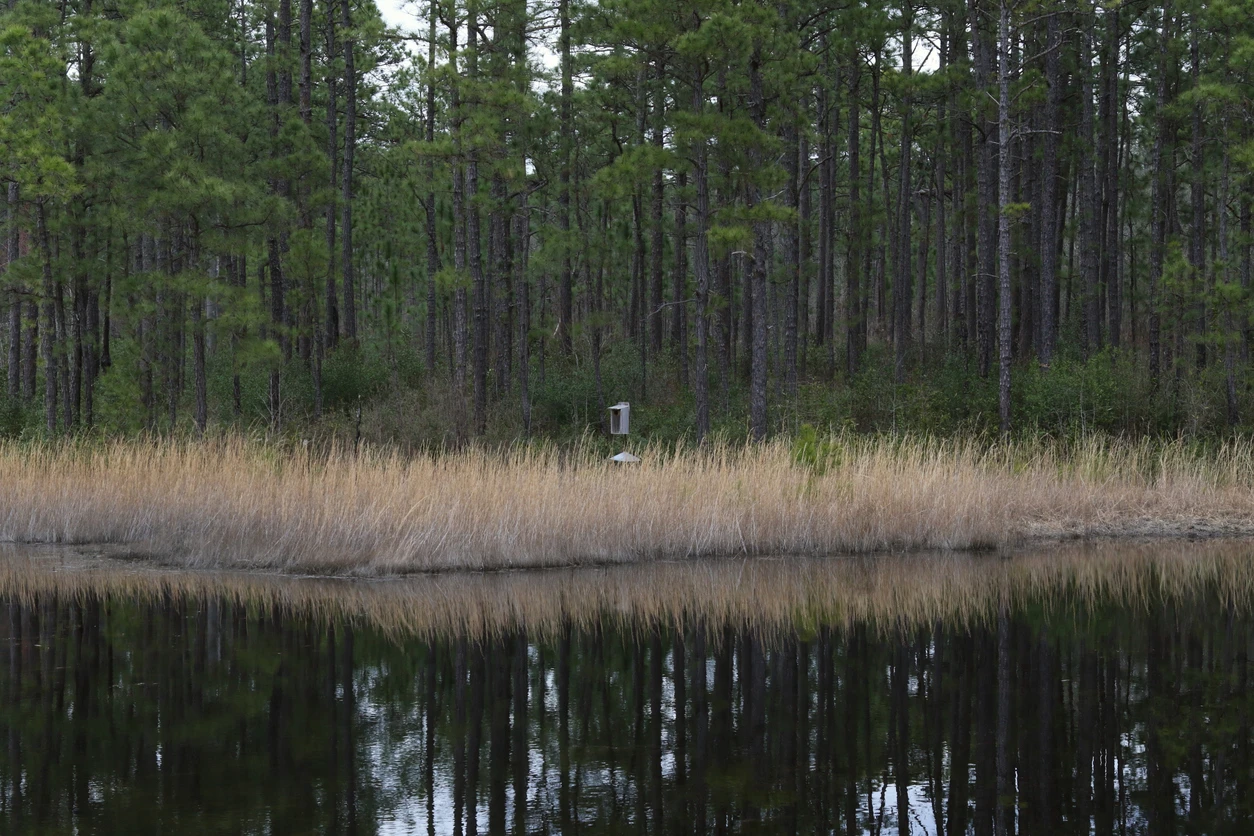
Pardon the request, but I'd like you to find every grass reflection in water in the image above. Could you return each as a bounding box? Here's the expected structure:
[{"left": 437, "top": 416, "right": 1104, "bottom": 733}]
[{"left": 0, "top": 540, "right": 1252, "bottom": 833}]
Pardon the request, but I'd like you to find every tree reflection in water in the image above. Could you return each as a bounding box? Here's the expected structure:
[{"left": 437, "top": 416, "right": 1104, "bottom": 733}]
[{"left": 0, "top": 565, "right": 1252, "bottom": 833}]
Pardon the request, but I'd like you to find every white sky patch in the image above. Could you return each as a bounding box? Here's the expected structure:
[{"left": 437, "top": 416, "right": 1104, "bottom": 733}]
[{"left": 375, "top": 0, "right": 420, "bottom": 34}]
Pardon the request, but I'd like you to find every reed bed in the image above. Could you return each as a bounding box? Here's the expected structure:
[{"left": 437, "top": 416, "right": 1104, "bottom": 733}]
[
  {"left": 4, "top": 539, "right": 1254, "bottom": 640},
  {"left": 1, "top": 435, "right": 1253, "bottom": 574}
]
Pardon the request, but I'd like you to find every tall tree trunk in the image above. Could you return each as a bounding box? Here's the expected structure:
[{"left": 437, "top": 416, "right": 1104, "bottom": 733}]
[
  {"left": 997, "top": 0, "right": 1013, "bottom": 433},
  {"left": 266, "top": 13, "right": 285, "bottom": 429},
  {"left": 1148, "top": 1, "right": 1171, "bottom": 383},
  {"left": 691, "top": 69, "right": 712, "bottom": 443},
  {"left": 894, "top": 1, "right": 913, "bottom": 384},
  {"left": 846, "top": 59, "right": 863, "bottom": 377},
  {"left": 515, "top": 195, "right": 531, "bottom": 435},
  {"left": 448, "top": 15, "right": 468, "bottom": 392},
  {"left": 36, "top": 204, "right": 56, "bottom": 434},
  {"left": 5, "top": 184, "right": 17, "bottom": 400},
  {"left": 423, "top": 4, "right": 440, "bottom": 374},
  {"left": 970, "top": 0, "right": 997, "bottom": 378},
  {"left": 1189, "top": 18, "right": 1205, "bottom": 370},
  {"left": 1079, "top": 18, "right": 1100, "bottom": 358},
  {"left": 340, "top": 0, "right": 357, "bottom": 341},
  {"left": 299, "top": 0, "right": 319, "bottom": 418},
  {"left": 1220, "top": 150, "right": 1237, "bottom": 426},
  {"left": 324, "top": 0, "right": 339, "bottom": 347},
  {"left": 193, "top": 294, "right": 207, "bottom": 434},
  {"left": 650, "top": 58, "right": 665, "bottom": 355},
  {"left": 1039, "top": 9, "right": 1061, "bottom": 367},
  {"left": 1102, "top": 6, "right": 1121, "bottom": 348},
  {"left": 748, "top": 43, "right": 769, "bottom": 440},
  {"left": 934, "top": 32, "right": 949, "bottom": 347},
  {"left": 468, "top": 0, "right": 487, "bottom": 436},
  {"left": 784, "top": 121, "right": 800, "bottom": 396},
  {"left": 557, "top": 0, "right": 573, "bottom": 354},
  {"left": 673, "top": 171, "right": 689, "bottom": 387},
  {"left": 299, "top": 0, "right": 312, "bottom": 123}
]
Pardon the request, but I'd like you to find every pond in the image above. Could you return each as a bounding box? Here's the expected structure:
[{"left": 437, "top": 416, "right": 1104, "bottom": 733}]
[{"left": 1, "top": 540, "right": 1252, "bottom": 834}]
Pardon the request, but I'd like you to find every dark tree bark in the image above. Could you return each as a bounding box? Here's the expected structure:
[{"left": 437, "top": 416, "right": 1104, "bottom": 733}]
[
  {"left": 515, "top": 195, "right": 531, "bottom": 435},
  {"left": 448, "top": 13, "right": 468, "bottom": 391},
  {"left": 673, "top": 171, "right": 689, "bottom": 388},
  {"left": 1039, "top": 8, "right": 1062, "bottom": 367},
  {"left": 1189, "top": 18, "right": 1205, "bottom": 370},
  {"left": 5, "top": 184, "right": 17, "bottom": 401},
  {"left": 784, "top": 121, "right": 800, "bottom": 395},
  {"left": 1148, "top": 0, "right": 1171, "bottom": 383},
  {"left": 1101, "top": 6, "right": 1121, "bottom": 348},
  {"left": 468, "top": 0, "right": 488, "bottom": 436},
  {"left": 846, "top": 57, "right": 863, "bottom": 377},
  {"left": 748, "top": 43, "right": 769, "bottom": 440},
  {"left": 340, "top": 0, "right": 357, "bottom": 342},
  {"left": 37, "top": 204, "right": 56, "bottom": 434},
  {"left": 934, "top": 31, "right": 949, "bottom": 347},
  {"left": 1220, "top": 151, "right": 1238, "bottom": 425},
  {"left": 691, "top": 66, "right": 712, "bottom": 443},
  {"left": 1079, "top": 18, "right": 1100, "bottom": 358},
  {"left": 557, "top": 0, "right": 573, "bottom": 354},
  {"left": 894, "top": 0, "right": 913, "bottom": 384},
  {"left": 424, "top": 1, "right": 439, "bottom": 373},
  {"left": 193, "top": 294, "right": 207, "bottom": 434},
  {"left": 650, "top": 58, "right": 665, "bottom": 355},
  {"left": 324, "top": 0, "right": 339, "bottom": 347},
  {"left": 996, "top": 0, "right": 1013, "bottom": 433},
  {"left": 970, "top": 0, "right": 997, "bottom": 378}
]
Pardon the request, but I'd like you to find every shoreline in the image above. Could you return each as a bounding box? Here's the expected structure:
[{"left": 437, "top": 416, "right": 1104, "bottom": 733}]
[
  {"left": 3, "top": 435, "right": 1254, "bottom": 575},
  {"left": 8, "top": 522, "right": 1254, "bottom": 580},
  {"left": 4, "top": 537, "right": 1254, "bottom": 640}
]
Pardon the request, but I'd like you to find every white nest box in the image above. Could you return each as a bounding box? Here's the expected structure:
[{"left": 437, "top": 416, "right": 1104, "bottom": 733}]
[{"left": 609, "top": 402, "right": 630, "bottom": 435}]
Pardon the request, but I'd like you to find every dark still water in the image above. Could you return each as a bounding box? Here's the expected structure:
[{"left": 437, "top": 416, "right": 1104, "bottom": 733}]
[{"left": 2, "top": 544, "right": 1254, "bottom": 834}]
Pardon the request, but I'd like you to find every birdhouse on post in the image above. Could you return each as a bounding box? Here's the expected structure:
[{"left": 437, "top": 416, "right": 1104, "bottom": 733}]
[{"left": 609, "top": 402, "right": 630, "bottom": 435}]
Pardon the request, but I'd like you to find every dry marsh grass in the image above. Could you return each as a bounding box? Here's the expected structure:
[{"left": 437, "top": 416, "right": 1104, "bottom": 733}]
[
  {"left": 4, "top": 540, "right": 1254, "bottom": 640},
  {"left": 1, "top": 435, "right": 1254, "bottom": 573}
]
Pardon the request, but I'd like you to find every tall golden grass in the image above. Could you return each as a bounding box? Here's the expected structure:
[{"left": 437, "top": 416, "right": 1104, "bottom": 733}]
[
  {"left": 1, "top": 435, "right": 1253, "bottom": 573},
  {"left": 4, "top": 539, "right": 1253, "bottom": 640}
]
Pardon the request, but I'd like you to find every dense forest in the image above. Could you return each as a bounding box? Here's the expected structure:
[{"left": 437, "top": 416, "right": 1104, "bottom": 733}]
[{"left": 1, "top": 0, "right": 1252, "bottom": 444}]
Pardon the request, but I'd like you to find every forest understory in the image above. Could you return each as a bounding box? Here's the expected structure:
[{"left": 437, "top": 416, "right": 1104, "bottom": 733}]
[{"left": 2, "top": 434, "right": 1254, "bottom": 574}]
